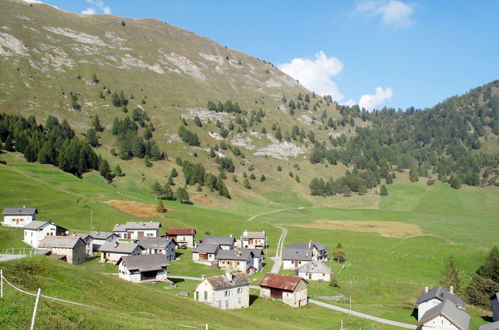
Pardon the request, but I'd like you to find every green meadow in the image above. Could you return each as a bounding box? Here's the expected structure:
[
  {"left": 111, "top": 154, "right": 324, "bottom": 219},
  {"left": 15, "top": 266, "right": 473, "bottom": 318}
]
[{"left": 0, "top": 152, "right": 497, "bottom": 329}]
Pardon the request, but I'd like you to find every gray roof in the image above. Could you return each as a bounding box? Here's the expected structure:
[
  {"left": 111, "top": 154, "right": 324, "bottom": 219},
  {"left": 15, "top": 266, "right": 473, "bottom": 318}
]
[
  {"left": 290, "top": 242, "right": 326, "bottom": 251},
  {"left": 206, "top": 273, "right": 250, "bottom": 290},
  {"left": 99, "top": 241, "right": 143, "bottom": 253},
  {"left": 283, "top": 248, "right": 313, "bottom": 261},
  {"left": 193, "top": 243, "right": 220, "bottom": 254},
  {"left": 492, "top": 293, "right": 499, "bottom": 301},
  {"left": 72, "top": 233, "right": 90, "bottom": 240},
  {"left": 118, "top": 254, "right": 168, "bottom": 272},
  {"left": 23, "top": 221, "right": 51, "bottom": 230},
  {"left": 113, "top": 222, "right": 161, "bottom": 231},
  {"left": 297, "top": 261, "right": 331, "bottom": 274},
  {"left": 137, "top": 236, "right": 174, "bottom": 249},
  {"left": 418, "top": 299, "right": 470, "bottom": 330},
  {"left": 240, "top": 248, "right": 262, "bottom": 258},
  {"left": 416, "top": 286, "right": 466, "bottom": 307},
  {"left": 242, "top": 231, "right": 266, "bottom": 239},
  {"left": 2, "top": 207, "right": 37, "bottom": 215},
  {"left": 38, "top": 236, "right": 83, "bottom": 249},
  {"left": 216, "top": 249, "right": 252, "bottom": 261},
  {"left": 89, "top": 231, "right": 118, "bottom": 240},
  {"left": 201, "top": 236, "right": 235, "bottom": 245},
  {"left": 479, "top": 321, "right": 499, "bottom": 330}
]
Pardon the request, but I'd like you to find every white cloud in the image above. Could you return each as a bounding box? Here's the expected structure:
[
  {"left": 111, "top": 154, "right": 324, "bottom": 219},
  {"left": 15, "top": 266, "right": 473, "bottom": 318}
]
[
  {"left": 84, "top": 0, "right": 112, "bottom": 15},
  {"left": 358, "top": 86, "right": 393, "bottom": 111},
  {"left": 356, "top": 0, "right": 415, "bottom": 28},
  {"left": 279, "top": 51, "right": 344, "bottom": 101},
  {"left": 81, "top": 7, "right": 96, "bottom": 15}
]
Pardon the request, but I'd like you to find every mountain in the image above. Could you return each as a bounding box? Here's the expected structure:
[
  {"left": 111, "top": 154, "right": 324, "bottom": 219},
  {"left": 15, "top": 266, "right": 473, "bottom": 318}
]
[{"left": 0, "top": 0, "right": 498, "bottom": 208}]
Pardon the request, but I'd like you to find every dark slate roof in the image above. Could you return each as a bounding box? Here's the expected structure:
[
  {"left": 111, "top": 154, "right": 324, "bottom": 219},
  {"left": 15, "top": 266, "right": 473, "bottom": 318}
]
[
  {"left": 201, "top": 236, "right": 235, "bottom": 245},
  {"left": 241, "top": 248, "right": 262, "bottom": 258},
  {"left": 216, "top": 249, "right": 252, "bottom": 261},
  {"left": 38, "top": 236, "right": 83, "bottom": 249},
  {"left": 89, "top": 231, "right": 118, "bottom": 240},
  {"left": 290, "top": 242, "right": 326, "bottom": 251},
  {"left": 416, "top": 286, "right": 466, "bottom": 307},
  {"left": 242, "top": 231, "right": 266, "bottom": 239},
  {"left": 206, "top": 273, "right": 250, "bottom": 290},
  {"left": 23, "top": 221, "right": 50, "bottom": 230},
  {"left": 72, "top": 233, "right": 90, "bottom": 240},
  {"left": 297, "top": 261, "right": 331, "bottom": 274},
  {"left": 99, "top": 241, "right": 143, "bottom": 253},
  {"left": 418, "top": 299, "right": 471, "bottom": 330},
  {"left": 282, "top": 248, "right": 312, "bottom": 261},
  {"left": 2, "top": 207, "right": 37, "bottom": 215},
  {"left": 137, "top": 236, "right": 174, "bottom": 249},
  {"left": 166, "top": 228, "right": 196, "bottom": 235},
  {"left": 113, "top": 222, "right": 161, "bottom": 231},
  {"left": 492, "top": 293, "right": 499, "bottom": 301},
  {"left": 259, "top": 273, "right": 305, "bottom": 291},
  {"left": 193, "top": 243, "right": 219, "bottom": 254},
  {"left": 478, "top": 321, "right": 499, "bottom": 330},
  {"left": 118, "top": 254, "right": 168, "bottom": 272}
]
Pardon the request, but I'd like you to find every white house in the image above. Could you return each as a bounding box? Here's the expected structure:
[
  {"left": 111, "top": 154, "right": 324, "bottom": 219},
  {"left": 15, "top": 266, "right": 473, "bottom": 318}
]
[
  {"left": 2, "top": 207, "right": 37, "bottom": 227},
  {"left": 194, "top": 272, "right": 250, "bottom": 309},
  {"left": 23, "top": 221, "right": 68, "bottom": 248},
  {"left": 192, "top": 243, "right": 220, "bottom": 265},
  {"left": 417, "top": 299, "right": 470, "bottom": 330},
  {"left": 289, "top": 242, "right": 328, "bottom": 262},
  {"left": 215, "top": 249, "right": 253, "bottom": 273},
  {"left": 416, "top": 286, "right": 466, "bottom": 321},
  {"left": 259, "top": 273, "right": 308, "bottom": 308},
  {"left": 240, "top": 231, "right": 266, "bottom": 249},
  {"left": 166, "top": 228, "right": 196, "bottom": 248},
  {"left": 113, "top": 222, "right": 161, "bottom": 239},
  {"left": 240, "top": 248, "right": 263, "bottom": 272},
  {"left": 201, "top": 236, "right": 235, "bottom": 250},
  {"left": 99, "top": 241, "right": 144, "bottom": 264},
  {"left": 296, "top": 261, "right": 331, "bottom": 282},
  {"left": 282, "top": 248, "right": 313, "bottom": 270},
  {"left": 138, "top": 236, "right": 177, "bottom": 261},
  {"left": 38, "top": 236, "right": 87, "bottom": 265},
  {"left": 117, "top": 254, "right": 168, "bottom": 283},
  {"left": 88, "top": 231, "right": 119, "bottom": 253}
]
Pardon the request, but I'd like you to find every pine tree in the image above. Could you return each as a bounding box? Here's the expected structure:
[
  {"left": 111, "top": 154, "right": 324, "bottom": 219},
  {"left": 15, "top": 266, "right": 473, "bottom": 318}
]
[
  {"left": 163, "top": 183, "right": 175, "bottom": 200},
  {"left": 4, "top": 135, "right": 14, "bottom": 151},
  {"left": 380, "top": 185, "right": 388, "bottom": 196},
  {"left": 333, "top": 243, "right": 345, "bottom": 263},
  {"left": 170, "top": 168, "right": 178, "bottom": 178},
  {"left": 260, "top": 174, "right": 266, "bottom": 182},
  {"left": 86, "top": 128, "right": 99, "bottom": 147},
  {"left": 156, "top": 200, "right": 166, "bottom": 213},
  {"left": 92, "top": 115, "right": 104, "bottom": 132},
  {"left": 114, "top": 164, "right": 123, "bottom": 177},
  {"left": 151, "top": 181, "right": 162, "bottom": 199},
  {"left": 243, "top": 178, "right": 251, "bottom": 189},
  {"left": 176, "top": 187, "right": 190, "bottom": 203},
  {"left": 440, "top": 256, "right": 462, "bottom": 294}
]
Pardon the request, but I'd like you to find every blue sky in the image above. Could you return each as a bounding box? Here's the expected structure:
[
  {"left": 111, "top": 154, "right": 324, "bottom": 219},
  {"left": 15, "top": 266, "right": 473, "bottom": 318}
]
[{"left": 28, "top": 0, "right": 499, "bottom": 110}]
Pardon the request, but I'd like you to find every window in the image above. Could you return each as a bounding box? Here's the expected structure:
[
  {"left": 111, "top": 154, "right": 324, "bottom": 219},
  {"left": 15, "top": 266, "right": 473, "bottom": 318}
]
[
  {"left": 204, "top": 291, "right": 208, "bottom": 301},
  {"left": 237, "top": 287, "right": 242, "bottom": 294},
  {"left": 224, "top": 290, "right": 230, "bottom": 297}
]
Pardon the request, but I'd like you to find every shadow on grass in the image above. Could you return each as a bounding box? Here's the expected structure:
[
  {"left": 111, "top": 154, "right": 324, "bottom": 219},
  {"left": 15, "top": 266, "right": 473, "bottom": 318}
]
[
  {"left": 411, "top": 308, "right": 418, "bottom": 320},
  {"left": 169, "top": 278, "right": 185, "bottom": 284},
  {"left": 249, "top": 294, "right": 259, "bottom": 306},
  {"left": 481, "top": 315, "right": 494, "bottom": 322}
]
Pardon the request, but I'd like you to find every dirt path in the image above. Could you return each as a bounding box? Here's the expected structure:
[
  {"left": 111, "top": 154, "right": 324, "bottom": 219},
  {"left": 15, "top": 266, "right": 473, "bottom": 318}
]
[
  {"left": 270, "top": 226, "right": 287, "bottom": 273},
  {"left": 247, "top": 208, "right": 288, "bottom": 222}
]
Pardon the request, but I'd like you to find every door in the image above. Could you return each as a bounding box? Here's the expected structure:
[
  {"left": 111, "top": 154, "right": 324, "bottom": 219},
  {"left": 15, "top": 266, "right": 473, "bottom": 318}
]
[
  {"left": 270, "top": 289, "right": 282, "bottom": 299},
  {"left": 225, "top": 300, "right": 229, "bottom": 309},
  {"left": 138, "top": 231, "right": 144, "bottom": 238}
]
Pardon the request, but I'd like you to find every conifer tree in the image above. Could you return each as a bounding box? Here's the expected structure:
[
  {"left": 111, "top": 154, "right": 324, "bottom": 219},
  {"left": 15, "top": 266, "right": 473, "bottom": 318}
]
[
  {"left": 176, "top": 187, "right": 190, "bottom": 203},
  {"left": 440, "top": 256, "right": 462, "bottom": 294}
]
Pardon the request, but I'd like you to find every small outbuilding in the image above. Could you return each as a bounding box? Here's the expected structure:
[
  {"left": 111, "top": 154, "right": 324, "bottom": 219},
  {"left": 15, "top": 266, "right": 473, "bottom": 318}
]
[
  {"left": 38, "top": 236, "right": 87, "bottom": 265},
  {"left": 117, "top": 254, "right": 168, "bottom": 283},
  {"left": 2, "top": 207, "right": 38, "bottom": 227},
  {"left": 194, "top": 272, "right": 250, "bottom": 309},
  {"left": 166, "top": 228, "right": 196, "bottom": 248},
  {"left": 296, "top": 261, "right": 331, "bottom": 282},
  {"left": 417, "top": 299, "right": 470, "bottom": 330},
  {"left": 259, "top": 273, "right": 308, "bottom": 307}
]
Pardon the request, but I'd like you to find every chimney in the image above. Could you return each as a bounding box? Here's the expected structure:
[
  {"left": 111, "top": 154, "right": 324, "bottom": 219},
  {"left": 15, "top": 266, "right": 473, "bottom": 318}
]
[
  {"left": 230, "top": 234, "right": 233, "bottom": 238},
  {"left": 309, "top": 240, "right": 312, "bottom": 249},
  {"left": 243, "top": 230, "right": 248, "bottom": 236},
  {"left": 114, "top": 241, "right": 119, "bottom": 248},
  {"left": 425, "top": 286, "right": 429, "bottom": 293},
  {"left": 450, "top": 286, "right": 454, "bottom": 294},
  {"left": 225, "top": 272, "right": 233, "bottom": 281},
  {"left": 23, "top": 205, "right": 26, "bottom": 208}
]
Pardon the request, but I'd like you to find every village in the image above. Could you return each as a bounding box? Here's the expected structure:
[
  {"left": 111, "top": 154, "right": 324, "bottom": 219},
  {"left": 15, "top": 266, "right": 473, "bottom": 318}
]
[{"left": 2, "top": 207, "right": 498, "bottom": 330}]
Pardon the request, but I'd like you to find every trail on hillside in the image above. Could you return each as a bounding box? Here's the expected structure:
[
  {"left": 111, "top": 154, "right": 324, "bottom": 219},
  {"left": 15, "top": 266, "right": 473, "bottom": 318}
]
[
  {"left": 270, "top": 225, "right": 287, "bottom": 273},
  {"left": 247, "top": 208, "right": 288, "bottom": 222}
]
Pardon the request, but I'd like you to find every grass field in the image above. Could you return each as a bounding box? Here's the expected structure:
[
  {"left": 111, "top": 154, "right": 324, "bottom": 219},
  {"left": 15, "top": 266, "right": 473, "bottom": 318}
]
[{"left": 0, "top": 151, "right": 498, "bottom": 329}]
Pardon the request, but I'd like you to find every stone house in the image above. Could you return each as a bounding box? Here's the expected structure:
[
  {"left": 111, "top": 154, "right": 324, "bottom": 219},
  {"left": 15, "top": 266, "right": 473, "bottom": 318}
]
[
  {"left": 215, "top": 249, "right": 253, "bottom": 273},
  {"left": 99, "top": 241, "right": 143, "bottom": 264},
  {"left": 194, "top": 272, "right": 250, "bottom": 309},
  {"left": 296, "top": 261, "right": 331, "bottom": 282},
  {"left": 38, "top": 236, "right": 87, "bottom": 265},
  {"left": 192, "top": 243, "right": 220, "bottom": 265},
  {"left": 117, "top": 254, "right": 168, "bottom": 283},
  {"left": 259, "top": 273, "right": 308, "bottom": 307}
]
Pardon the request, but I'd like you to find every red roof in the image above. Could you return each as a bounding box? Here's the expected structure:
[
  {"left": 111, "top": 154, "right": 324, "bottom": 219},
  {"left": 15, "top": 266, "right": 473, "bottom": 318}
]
[
  {"left": 259, "top": 273, "right": 304, "bottom": 291},
  {"left": 166, "top": 228, "right": 196, "bottom": 235}
]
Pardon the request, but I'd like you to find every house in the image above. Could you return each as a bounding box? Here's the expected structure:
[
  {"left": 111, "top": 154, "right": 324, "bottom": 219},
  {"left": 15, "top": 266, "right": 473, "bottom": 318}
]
[
  {"left": 215, "top": 249, "right": 253, "bottom": 273},
  {"left": 192, "top": 243, "right": 220, "bottom": 265},
  {"left": 88, "top": 231, "right": 119, "bottom": 253},
  {"left": 282, "top": 247, "right": 313, "bottom": 270},
  {"left": 2, "top": 207, "right": 37, "bottom": 227},
  {"left": 72, "top": 233, "right": 92, "bottom": 255},
  {"left": 166, "top": 228, "right": 196, "bottom": 248},
  {"left": 241, "top": 248, "right": 263, "bottom": 272},
  {"left": 289, "top": 242, "right": 328, "bottom": 261},
  {"left": 201, "top": 236, "right": 235, "bottom": 250},
  {"left": 259, "top": 273, "right": 308, "bottom": 307},
  {"left": 38, "top": 236, "right": 87, "bottom": 265},
  {"left": 417, "top": 299, "right": 470, "bottom": 330},
  {"left": 478, "top": 322, "right": 499, "bottom": 330},
  {"left": 493, "top": 293, "right": 499, "bottom": 322},
  {"left": 23, "top": 221, "right": 68, "bottom": 248},
  {"left": 240, "top": 230, "right": 266, "bottom": 249},
  {"left": 296, "top": 261, "right": 331, "bottom": 282},
  {"left": 99, "top": 241, "right": 143, "bottom": 264},
  {"left": 138, "top": 236, "right": 177, "bottom": 261},
  {"left": 117, "top": 254, "right": 168, "bottom": 283},
  {"left": 194, "top": 272, "right": 250, "bottom": 309},
  {"left": 416, "top": 286, "right": 466, "bottom": 321},
  {"left": 113, "top": 222, "right": 161, "bottom": 239}
]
